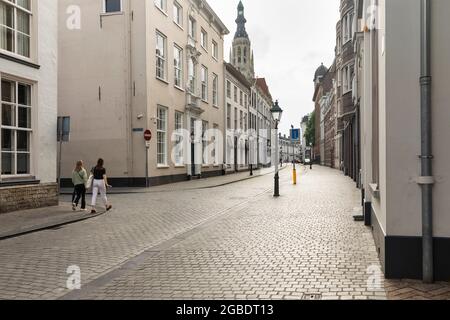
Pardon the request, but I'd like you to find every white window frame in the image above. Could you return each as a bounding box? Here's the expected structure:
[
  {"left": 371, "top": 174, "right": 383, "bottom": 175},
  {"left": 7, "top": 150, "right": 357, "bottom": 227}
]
[
  {"left": 0, "top": 0, "right": 32, "bottom": 58},
  {"left": 212, "top": 40, "right": 218, "bottom": 60},
  {"left": 173, "top": 1, "right": 183, "bottom": 27},
  {"left": 157, "top": 106, "right": 168, "bottom": 166},
  {"left": 173, "top": 44, "right": 183, "bottom": 89},
  {"left": 188, "top": 57, "right": 196, "bottom": 94},
  {"left": 0, "top": 77, "right": 33, "bottom": 178},
  {"left": 202, "top": 120, "right": 208, "bottom": 165},
  {"left": 188, "top": 16, "right": 196, "bottom": 40},
  {"left": 154, "top": 0, "right": 167, "bottom": 14},
  {"left": 156, "top": 31, "right": 167, "bottom": 81},
  {"left": 201, "top": 65, "right": 208, "bottom": 102},
  {"left": 226, "top": 80, "right": 231, "bottom": 99},
  {"left": 174, "top": 111, "right": 184, "bottom": 166},
  {"left": 212, "top": 73, "right": 218, "bottom": 107},
  {"left": 200, "top": 28, "right": 208, "bottom": 51}
]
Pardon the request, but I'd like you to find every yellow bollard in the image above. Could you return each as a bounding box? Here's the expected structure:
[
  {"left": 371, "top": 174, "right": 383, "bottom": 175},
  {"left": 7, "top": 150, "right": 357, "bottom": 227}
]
[{"left": 293, "top": 167, "right": 297, "bottom": 185}]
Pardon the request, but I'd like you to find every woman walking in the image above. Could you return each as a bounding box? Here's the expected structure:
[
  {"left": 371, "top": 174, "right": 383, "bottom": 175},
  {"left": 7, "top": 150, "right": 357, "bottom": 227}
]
[
  {"left": 90, "top": 158, "right": 112, "bottom": 214},
  {"left": 72, "top": 160, "right": 88, "bottom": 211}
]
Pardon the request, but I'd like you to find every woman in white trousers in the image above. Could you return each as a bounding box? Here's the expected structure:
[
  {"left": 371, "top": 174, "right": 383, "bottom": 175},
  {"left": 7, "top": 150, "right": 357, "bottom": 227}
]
[{"left": 90, "top": 158, "right": 112, "bottom": 214}]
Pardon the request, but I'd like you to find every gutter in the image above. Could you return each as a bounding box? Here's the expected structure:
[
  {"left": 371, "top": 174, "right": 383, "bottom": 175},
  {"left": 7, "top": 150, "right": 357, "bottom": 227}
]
[{"left": 418, "top": 0, "right": 434, "bottom": 283}]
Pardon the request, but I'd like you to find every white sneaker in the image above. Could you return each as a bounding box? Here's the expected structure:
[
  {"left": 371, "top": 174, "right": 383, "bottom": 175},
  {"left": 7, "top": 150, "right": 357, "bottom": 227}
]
[{"left": 72, "top": 203, "right": 76, "bottom": 211}]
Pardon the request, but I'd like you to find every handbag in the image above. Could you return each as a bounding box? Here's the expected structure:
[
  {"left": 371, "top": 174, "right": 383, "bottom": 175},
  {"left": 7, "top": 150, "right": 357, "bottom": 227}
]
[{"left": 85, "top": 170, "right": 94, "bottom": 189}]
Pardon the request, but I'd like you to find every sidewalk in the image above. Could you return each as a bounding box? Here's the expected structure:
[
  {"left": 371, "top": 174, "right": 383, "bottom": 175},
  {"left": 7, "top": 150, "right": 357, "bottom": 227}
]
[
  {"left": 60, "top": 165, "right": 286, "bottom": 195},
  {"left": 0, "top": 203, "right": 104, "bottom": 241},
  {"left": 1, "top": 165, "right": 287, "bottom": 241}
]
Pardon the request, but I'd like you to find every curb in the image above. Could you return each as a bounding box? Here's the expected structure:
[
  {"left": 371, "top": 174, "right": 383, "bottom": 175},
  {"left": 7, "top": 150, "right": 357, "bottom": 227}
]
[
  {"left": 60, "top": 166, "right": 289, "bottom": 196},
  {"left": 0, "top": 210, "right": 106, "bottom": 241}
]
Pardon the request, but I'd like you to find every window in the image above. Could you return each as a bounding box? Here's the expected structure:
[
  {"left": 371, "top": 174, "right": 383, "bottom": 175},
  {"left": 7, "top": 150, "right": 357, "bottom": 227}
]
[
  {"left": 154, "top": 0, "right": 166, "bottom": 13},
  {"left": 240, "top": 91, "right": 243, "bottom": 106},
  {"left": 188, "top": 57, "right": 196, "bottom": 93},
  {"left": 1, "top": 79, "right": 32, "bottom": 176},
  {"left": 212, "top": 124, "right": 219, "bottom": 165},
  {"left": 156, "top": 31, "right": 167, "bottom": 80},
  {"left": 342, "top": 11, "right": 354, "bottom": 43},
  {"left": 234, "top": 108, "right": 238, "bottom": 130},
  {"left": 188, "top": 17, "right": 196, "bottom": 39},
  {"left": 200, "top": 29, "right": 207, "bottom": 50},
  {"left": 202, "top": 121, "right": 208, "bottom": 165},
  {"left": 237, "top": 47, "right": 242, "bottom": 63},
  {"left": 157, "top": 106, "right": 167, "bottom": 166},
  {"left": 212, "top": 40, "right": 218, "bottom": 60},
  {"left": 212, "top": 74, "right": 218, "bottom": 107},
  {"left": 234, "top": 86, "right": 238, "bottom": 103},
  {"left": 342, "top": 64, "right": 354, "bottom": 94},
  {"left": 0, "top": 0, "right": 31, "bottom": 57},
  {"left": 104, "top": 0, "right": 121, "bottom": 13},
  {"left": 239, "top": 110, "right": 243, "bottom": 130},
  {"left": 227, "top": 104, "right": 231, "bottom": 129},
  {"left": 173, "top": 1, "right": 183, "bottom": 26},
  {"left": 226, "top": 80, "right": 231, "bottom": 99},
  {"left": 244, "top": 94, "right": 248, "bottom": 108},
  {"left": 201, "top": 65, "right": 208, "bottom": 101},
  {"left": 173, "top": 45, "right": 183, "bottom": 88},
  {"left": 174, "top": 111, "right": 184, "bottom": 166}
]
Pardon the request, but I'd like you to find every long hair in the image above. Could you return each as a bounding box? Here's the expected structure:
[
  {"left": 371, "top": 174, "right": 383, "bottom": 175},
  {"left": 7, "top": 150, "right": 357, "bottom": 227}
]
[
  {"left": 96, "top": 158, "right": 104, "bottom": 169},
  {"left": 75, "top": 160, "right": 83, "bottom": 172}
]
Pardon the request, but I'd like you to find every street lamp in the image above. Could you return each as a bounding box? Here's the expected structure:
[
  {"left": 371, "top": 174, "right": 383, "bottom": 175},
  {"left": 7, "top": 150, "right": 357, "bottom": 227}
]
[{"left": 270, "top": 100, "right": 283, "bottom": 197}]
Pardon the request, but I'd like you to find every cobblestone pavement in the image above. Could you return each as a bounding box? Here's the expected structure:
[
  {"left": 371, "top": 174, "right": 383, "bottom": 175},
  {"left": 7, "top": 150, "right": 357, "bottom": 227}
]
[{"left": 1, "top": 165, "right": 449, "bottom": 300}]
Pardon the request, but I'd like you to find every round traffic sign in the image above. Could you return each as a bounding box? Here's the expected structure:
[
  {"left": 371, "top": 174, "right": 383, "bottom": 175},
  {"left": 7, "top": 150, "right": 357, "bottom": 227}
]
[{"left": 144, "top": 129, "right": 152, "bottom": 141}]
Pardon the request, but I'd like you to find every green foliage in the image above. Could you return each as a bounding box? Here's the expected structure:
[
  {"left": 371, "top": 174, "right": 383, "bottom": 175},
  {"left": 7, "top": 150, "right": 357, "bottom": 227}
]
[{"left": 304, "top": 111, "right": 315, "bottom": 147}]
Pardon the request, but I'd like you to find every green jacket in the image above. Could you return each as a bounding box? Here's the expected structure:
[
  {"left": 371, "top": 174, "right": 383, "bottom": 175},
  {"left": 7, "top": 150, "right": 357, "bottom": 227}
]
[{"left": 72, "top": 168, "right": 88, "bottom": 186}]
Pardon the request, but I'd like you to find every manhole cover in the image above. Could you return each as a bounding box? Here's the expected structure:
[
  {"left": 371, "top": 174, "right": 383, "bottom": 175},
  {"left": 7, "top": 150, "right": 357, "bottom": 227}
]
[{"left": 301, "top": 293, "right": 322, "bottom": 300}]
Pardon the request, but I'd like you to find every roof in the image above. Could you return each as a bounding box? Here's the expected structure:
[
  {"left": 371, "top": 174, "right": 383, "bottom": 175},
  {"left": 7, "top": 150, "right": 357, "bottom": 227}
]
[
  {"left": 314, "top": 63, "right": 328, "bottom": 82},
  {"left": 195, "top": 0, "right": 230, "bottom": 36},
  {"left": 255, "top": 78, "right": 273, "bottom": 101},
  {"left": 225, "top": 63, "right": 252, "bottom": 89}
]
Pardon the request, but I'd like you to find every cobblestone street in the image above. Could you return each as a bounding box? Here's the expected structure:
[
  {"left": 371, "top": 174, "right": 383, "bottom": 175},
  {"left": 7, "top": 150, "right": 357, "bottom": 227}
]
[{"left": 0, "top": 166, "right": 449, "bottom": 300}]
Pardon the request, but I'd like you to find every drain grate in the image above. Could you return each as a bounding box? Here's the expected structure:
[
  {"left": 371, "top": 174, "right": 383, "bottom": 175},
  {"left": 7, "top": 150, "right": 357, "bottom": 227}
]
[{"left": 301, "top": 293, "right": 322, "bottom": 300}]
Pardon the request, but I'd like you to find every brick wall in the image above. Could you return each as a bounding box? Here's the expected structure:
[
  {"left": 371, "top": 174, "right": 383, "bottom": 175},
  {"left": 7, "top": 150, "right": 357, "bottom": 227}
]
[{"left": 0, "top": 183, "right": 59, "bottom": 214}]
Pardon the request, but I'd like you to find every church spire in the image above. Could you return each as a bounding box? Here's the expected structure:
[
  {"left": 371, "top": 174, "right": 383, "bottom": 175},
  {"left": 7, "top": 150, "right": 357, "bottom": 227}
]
[{"left": 235, "top": 1, "right": 248, "bottom": 39}]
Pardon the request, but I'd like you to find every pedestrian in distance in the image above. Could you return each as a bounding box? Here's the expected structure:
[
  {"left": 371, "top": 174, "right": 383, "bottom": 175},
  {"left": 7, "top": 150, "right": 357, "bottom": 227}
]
[
  {"left": 72, "top": 160, "right": 88, "bottom": 211},
  {"left": 90, "top": 158, "right": 113, "bottom": 214}
]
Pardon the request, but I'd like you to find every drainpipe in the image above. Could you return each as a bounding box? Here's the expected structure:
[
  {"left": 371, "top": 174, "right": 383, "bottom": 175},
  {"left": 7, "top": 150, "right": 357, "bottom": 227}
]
[{"left": 419, "top": 0, "right": 434, "bottom": 284}]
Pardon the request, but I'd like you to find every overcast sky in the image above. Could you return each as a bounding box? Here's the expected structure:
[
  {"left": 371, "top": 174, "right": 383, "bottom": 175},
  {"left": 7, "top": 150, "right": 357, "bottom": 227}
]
[{"left": 208, "top": 0, "right": 340, "bottom": 135}]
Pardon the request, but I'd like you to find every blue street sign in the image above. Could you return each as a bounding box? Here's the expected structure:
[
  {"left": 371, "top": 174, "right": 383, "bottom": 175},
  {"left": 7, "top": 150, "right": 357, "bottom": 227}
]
[{"left": 291, "top": 128, "right": 300, "bottom": 142}]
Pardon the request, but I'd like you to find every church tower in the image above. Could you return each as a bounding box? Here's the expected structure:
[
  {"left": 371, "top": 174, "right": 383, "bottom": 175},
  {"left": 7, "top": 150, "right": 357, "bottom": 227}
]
[{"left": 230, "top": 1, "right": 255, "bottom": 82}]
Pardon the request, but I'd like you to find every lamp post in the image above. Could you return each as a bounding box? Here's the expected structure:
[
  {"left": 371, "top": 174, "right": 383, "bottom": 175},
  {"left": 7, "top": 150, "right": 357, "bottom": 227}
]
[{"left": 270, "top": 100, "right": 283, "bottom": 197}]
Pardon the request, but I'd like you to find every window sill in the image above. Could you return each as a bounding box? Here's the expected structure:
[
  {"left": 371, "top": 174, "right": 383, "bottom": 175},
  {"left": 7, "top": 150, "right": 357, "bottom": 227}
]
[
  {"left": 156, "top": 77, "right": 169, "bottom": 85},
  {"left": 174, "top": 22, "right": 184, "bottom": 31},
  {"left": 174, "top": 85, "right": 185, "bottom": 92},
  {"left": 212, "top": 56, "right": 218, "bottom": 62},
  {"left": 100, "top": 11, "right": 124, "bottom": 17},
  {"left": 174, "top": 165, "right": 186, "bottom": 168},
  {"left": 155, "top": 5, "right": 168, "bottom": 17},
  {"left": 0, "top": 51, "right": 39, "bottom": 69},
  {"left": 157, "top": 165, "right": 170, "bottom": 169}
]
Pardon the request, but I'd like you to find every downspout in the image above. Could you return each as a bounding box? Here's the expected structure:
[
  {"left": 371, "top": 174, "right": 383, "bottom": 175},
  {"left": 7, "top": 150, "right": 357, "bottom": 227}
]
[{"left": 419, "top": 0, "right": 434, "bottom": 284}]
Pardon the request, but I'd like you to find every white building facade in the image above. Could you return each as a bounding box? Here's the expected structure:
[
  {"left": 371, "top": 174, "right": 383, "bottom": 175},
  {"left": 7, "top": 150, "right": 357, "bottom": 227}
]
[
  {"left": 0, "top": 0, "right": 58, "bottom": 213},
  {"left": 357, "top": 0, "right": 450, "bottom": 281},
  {"left": 59, "top": 0, "right": 229, "bottom": 187}
]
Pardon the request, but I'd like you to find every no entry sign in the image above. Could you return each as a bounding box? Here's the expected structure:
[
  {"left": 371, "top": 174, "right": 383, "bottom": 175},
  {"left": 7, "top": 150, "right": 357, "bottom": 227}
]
[{"left": 144, "top": 129, "right": 152, "bottom": 141}]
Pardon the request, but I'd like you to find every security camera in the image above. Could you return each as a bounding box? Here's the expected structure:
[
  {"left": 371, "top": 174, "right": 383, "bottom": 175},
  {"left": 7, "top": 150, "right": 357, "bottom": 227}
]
[{"left": 137, "top": 114, "right": 144, "bottom": 120}]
